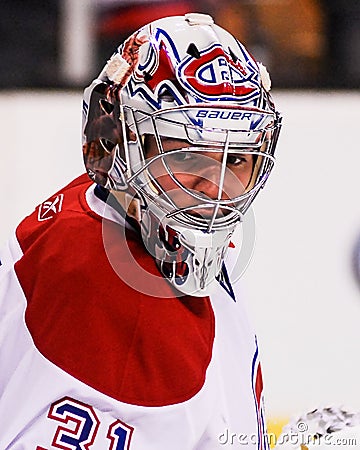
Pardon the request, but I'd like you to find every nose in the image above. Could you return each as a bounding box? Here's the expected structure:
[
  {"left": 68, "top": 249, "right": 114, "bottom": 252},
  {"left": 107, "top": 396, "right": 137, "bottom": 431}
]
[{"left": 192, "top": 163, "right": 223, "bottom": 200}]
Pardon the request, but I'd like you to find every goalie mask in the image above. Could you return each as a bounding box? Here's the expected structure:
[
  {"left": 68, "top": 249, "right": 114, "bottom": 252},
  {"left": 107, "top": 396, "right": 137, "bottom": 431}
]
[{"left": 82, "top": 13, "right": 282, "bottom": 296}]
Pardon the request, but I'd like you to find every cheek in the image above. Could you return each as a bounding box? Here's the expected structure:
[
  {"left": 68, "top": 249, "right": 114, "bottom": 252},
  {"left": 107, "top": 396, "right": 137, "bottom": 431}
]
[
  {"left": 154, "top": 173, "right": 197, "bottom": 193},
  {"left": 220, "top": 168, "right": 251, "bottom": 198},
  {"left": 240, "top": 167, "right": 253, "bottom": 186},
  {"left": 230, "top": 164, "right": 254, "bottom": 189}
]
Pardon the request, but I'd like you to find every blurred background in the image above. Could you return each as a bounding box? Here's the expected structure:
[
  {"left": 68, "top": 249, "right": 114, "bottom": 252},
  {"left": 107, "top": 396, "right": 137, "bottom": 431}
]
[
  {"left": 1, "top": 0, "right": 360, "bottom": 90},
  {"left": 1, "top": 0, "right": 360, "bottom": 436}
]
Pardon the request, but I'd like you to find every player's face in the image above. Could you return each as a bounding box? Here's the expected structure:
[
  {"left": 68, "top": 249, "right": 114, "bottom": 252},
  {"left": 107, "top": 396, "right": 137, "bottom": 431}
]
[{"left": 145, "top": 136, "right": 254, "bottom": 217}]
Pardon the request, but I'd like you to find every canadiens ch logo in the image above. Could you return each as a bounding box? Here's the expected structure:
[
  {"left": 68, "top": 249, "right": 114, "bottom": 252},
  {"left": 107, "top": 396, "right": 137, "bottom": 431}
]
[
  {"left": 37, "top": 194, "right": 64, "bottom": 222},
  {"left": 128, "top": 29, "right": 260, "bottom": 110},
  {"left": 178, "top": 44, "right": 260, "bottom": 101}
]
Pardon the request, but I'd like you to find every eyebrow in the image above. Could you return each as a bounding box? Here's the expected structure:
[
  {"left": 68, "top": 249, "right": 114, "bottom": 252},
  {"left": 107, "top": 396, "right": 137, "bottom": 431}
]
[{"left": 162, "top": 138, "right": 190, "bottom": 146}]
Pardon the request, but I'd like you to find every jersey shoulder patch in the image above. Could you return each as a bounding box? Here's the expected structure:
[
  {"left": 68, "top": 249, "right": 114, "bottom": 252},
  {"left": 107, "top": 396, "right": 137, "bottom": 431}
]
[{"left": 16, "top": 174, "right": 95, "bottom": 253}]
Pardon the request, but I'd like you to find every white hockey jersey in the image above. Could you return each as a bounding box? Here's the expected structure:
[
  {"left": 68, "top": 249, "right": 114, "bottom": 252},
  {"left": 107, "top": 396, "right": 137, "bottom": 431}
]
[{"left": 0, "top": 174, "right": 268, "bottom": 449}]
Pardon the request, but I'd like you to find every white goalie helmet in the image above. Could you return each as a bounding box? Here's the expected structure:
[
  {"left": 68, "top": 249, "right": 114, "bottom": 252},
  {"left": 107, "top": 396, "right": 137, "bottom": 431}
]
[{"left": 82, "top": 13, "right": 282, "bottom": 296}]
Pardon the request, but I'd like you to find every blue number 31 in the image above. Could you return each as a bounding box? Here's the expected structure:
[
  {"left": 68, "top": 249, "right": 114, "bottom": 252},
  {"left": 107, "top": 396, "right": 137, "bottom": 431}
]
[{"left": 45, "top": 397, "right": 134, "bottom": 450}]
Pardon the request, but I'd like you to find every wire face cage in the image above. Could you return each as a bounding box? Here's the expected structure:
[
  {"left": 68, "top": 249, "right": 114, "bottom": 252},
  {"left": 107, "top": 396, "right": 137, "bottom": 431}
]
[{"left": 119, "top": 104, "right": 280, "bottom": 232}]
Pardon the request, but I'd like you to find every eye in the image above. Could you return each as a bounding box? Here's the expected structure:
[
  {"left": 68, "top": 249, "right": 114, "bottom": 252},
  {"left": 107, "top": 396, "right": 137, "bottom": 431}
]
[
  {"left": 227, "top": 154, "right": 249, "bottom": 166},
  {"left": 169, "top": 151, "right": 194, "bottom": 163}
]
